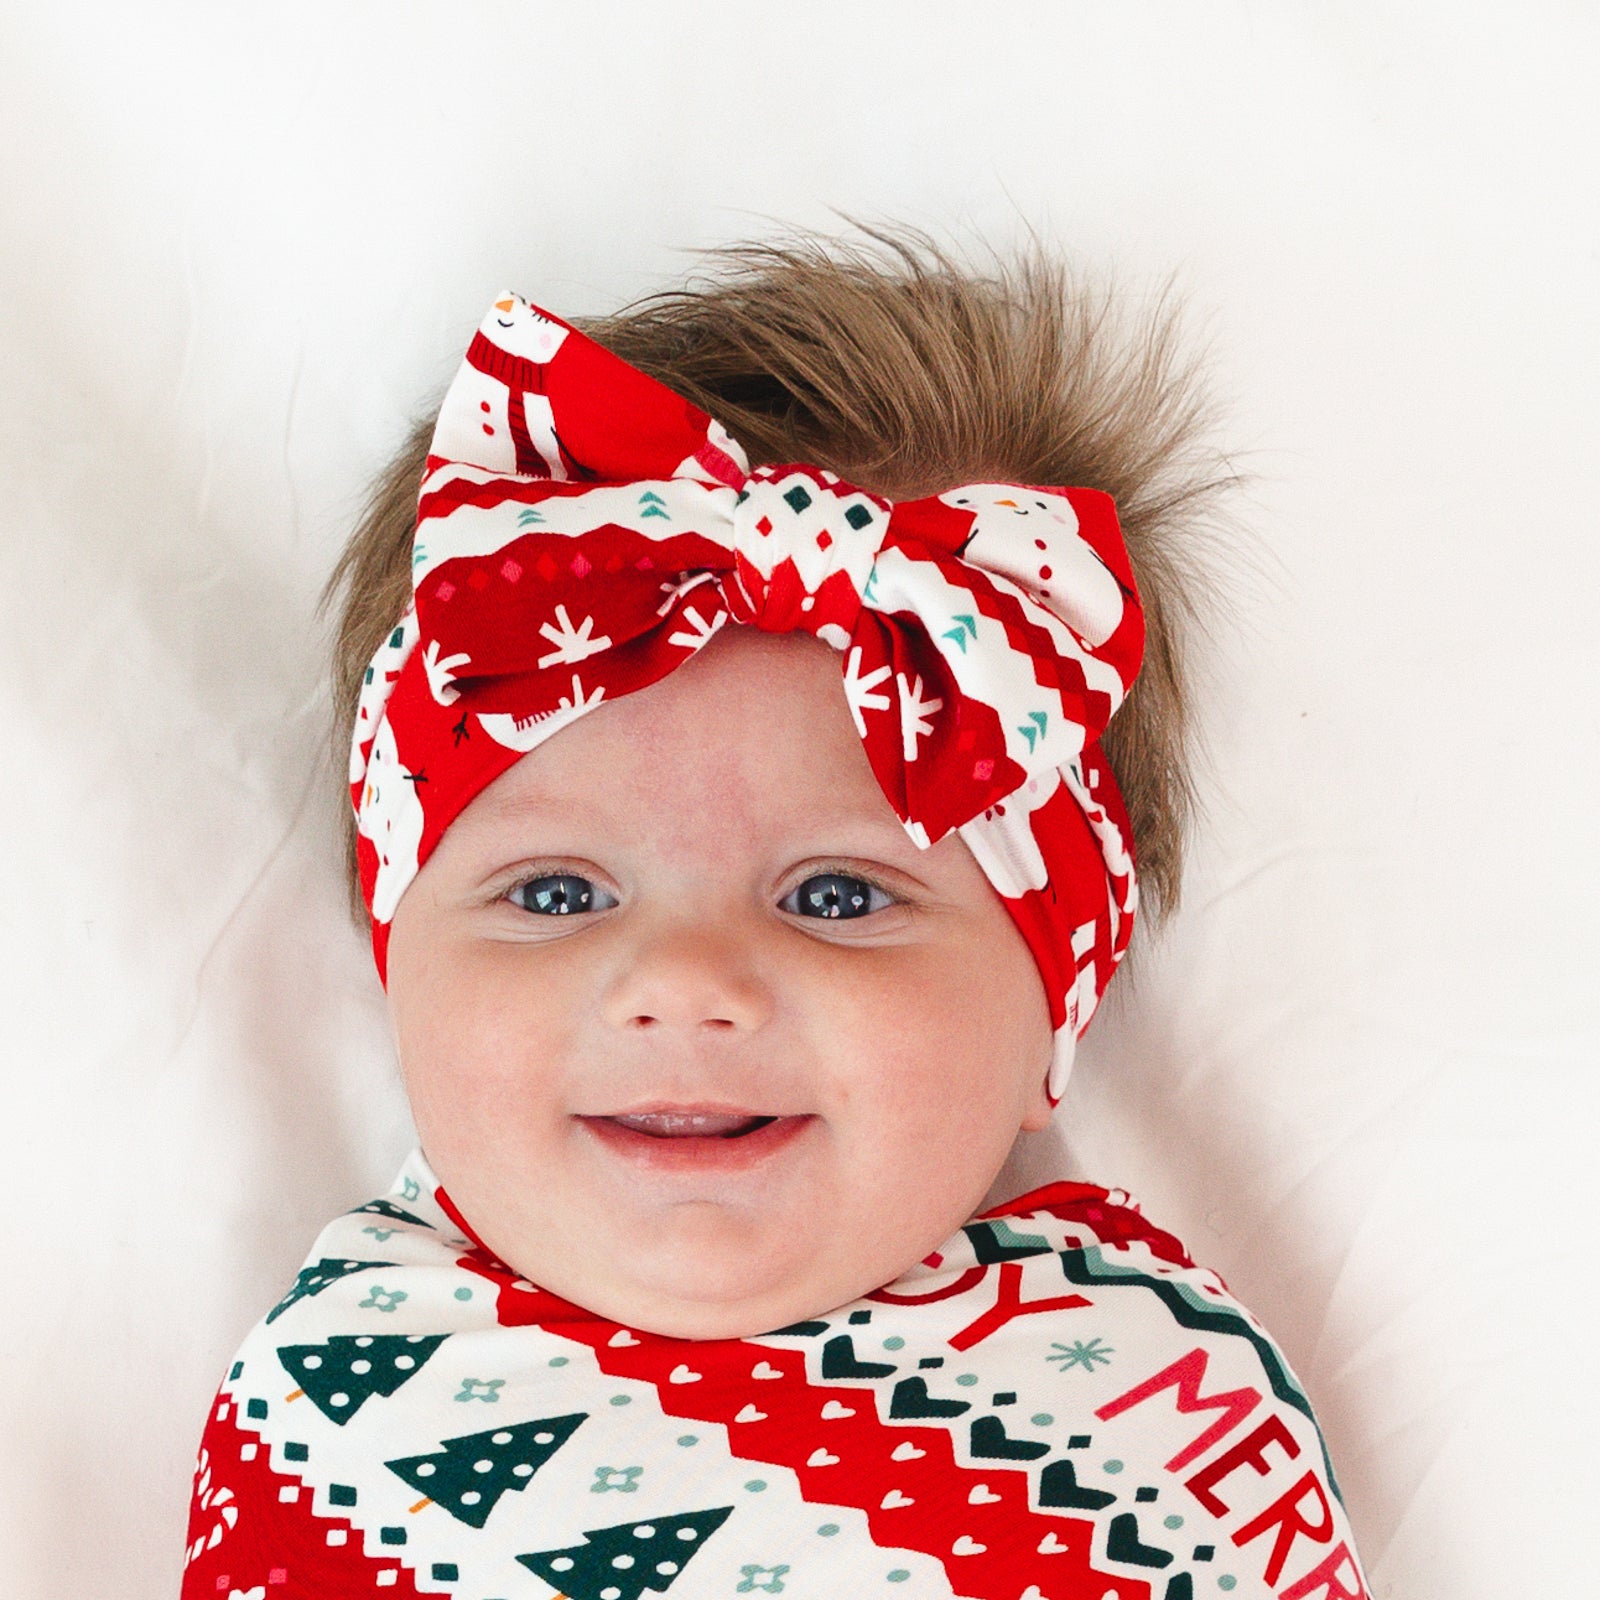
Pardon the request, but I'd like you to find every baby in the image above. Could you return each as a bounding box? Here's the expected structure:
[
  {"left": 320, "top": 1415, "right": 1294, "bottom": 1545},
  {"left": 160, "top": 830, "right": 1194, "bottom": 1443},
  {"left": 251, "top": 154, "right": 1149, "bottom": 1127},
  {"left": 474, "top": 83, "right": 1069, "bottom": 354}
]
[{"left": 181, "top": 237, "right": 1368, "bottom": 1600}]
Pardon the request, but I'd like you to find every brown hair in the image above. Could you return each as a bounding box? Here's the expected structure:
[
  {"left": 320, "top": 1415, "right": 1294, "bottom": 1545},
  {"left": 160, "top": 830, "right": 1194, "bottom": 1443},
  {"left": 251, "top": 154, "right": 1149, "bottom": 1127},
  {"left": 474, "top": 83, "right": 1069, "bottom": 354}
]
[{"left": 324, "top": 226, "right": 1233, "bottom": 930}]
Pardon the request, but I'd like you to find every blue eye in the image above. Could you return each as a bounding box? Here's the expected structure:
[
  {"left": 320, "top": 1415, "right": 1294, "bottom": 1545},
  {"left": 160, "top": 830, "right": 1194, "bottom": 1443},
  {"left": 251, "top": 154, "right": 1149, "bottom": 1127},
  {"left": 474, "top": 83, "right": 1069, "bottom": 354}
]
[
  {"left": 508, "top": 873, "right": 616, "bottom": 915},
  {"left": 783, "top": 872, "right": 892, "bottom": 921}
]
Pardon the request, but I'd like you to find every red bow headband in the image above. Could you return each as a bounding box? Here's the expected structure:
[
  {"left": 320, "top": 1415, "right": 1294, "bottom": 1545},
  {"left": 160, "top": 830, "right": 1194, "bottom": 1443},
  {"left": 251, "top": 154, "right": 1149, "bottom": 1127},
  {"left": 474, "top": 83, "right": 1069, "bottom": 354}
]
[{"left": 350, "top": 294, "right": 1143, "bottom": 1100}]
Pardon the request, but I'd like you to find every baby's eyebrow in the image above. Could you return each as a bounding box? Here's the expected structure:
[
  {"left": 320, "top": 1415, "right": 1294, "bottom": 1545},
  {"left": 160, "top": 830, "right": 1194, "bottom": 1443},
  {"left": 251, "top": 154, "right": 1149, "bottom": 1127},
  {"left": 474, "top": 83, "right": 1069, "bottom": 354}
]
[{"left": 456, "top": 787, "right": 598, "bottom": 835}]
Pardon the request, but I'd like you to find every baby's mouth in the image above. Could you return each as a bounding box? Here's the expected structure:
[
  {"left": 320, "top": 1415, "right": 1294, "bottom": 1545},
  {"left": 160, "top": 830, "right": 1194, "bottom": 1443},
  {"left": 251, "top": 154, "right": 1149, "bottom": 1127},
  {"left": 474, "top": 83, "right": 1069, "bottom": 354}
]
[
  {"left": 603, "top": 1111, "right": 778, "bottom": 1139},
  {"left": 580, "top": 1108, "right": 812, "bottom": 1172}
]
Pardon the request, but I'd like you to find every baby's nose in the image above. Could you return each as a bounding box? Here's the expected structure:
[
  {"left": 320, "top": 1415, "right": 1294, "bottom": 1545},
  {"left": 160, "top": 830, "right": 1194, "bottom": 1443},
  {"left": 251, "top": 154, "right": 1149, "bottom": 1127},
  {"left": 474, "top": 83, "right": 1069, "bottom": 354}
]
[{"left": 600, "top": 923, "right": 773, "bottom": 1034}]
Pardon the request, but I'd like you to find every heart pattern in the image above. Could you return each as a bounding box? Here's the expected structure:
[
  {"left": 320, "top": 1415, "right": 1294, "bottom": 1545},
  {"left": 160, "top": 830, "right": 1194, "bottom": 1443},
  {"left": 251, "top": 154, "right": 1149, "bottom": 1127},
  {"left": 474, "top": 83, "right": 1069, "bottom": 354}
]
[
  {"left": 1037, "top": 1531, "right": 1070, "bottom": 1554},
  {"left": 735, "top": 1404, "right": 767, "bottom": 1423},
  {"left": 952, "top": 1534, "right": 987, "bottom": 1555},
  {"left": 668, "top": 1363, "right": 701, "bottom": 1384},
  {"left": 820, "top": 1399, "right": 855, "bottom": 1419},
  {"left": 968, "top": 1483, "right": 1002, "bottom": 1504},
  {"left": 806, "top": 1448, "right": 839, "bottom": 1468},
  {"left": 607, "top": 1328, "right": 640, "bottom": 1347},
  {"left": 890, "top": 1441, "right": 926, "bottom": 1460},
  {"left": 751, "top": 1361, "right": 783, "bottom": 1380},
  {"left": 880, "top": 1489, "right": 915, "bottom": 1509}
]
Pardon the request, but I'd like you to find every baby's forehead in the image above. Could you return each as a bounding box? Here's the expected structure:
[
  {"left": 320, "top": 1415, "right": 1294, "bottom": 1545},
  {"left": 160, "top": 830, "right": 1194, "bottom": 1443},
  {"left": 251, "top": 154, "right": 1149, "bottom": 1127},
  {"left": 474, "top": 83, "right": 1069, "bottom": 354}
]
[
  {"left": 515, "top": 631, "right": 874, "bottom": 788},
  {"left": 431, "top": 631, "right": 902, "bottom": 844}
]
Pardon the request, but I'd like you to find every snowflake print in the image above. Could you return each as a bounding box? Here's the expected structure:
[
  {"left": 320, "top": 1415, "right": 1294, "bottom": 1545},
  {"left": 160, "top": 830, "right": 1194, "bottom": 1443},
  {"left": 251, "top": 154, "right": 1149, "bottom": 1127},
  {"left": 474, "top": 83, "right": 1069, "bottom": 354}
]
[
  {"left": 1047, "top": 1337, "right": 1115, "bottom": 1373},
  {"left": 422, "top": 638, "right": 471, "bottom": 705},
  {"left": 358, "top": 1285, "right": 408, "bottom": 1314},
  {"left": 666, "top": 602, "right": 728, "bottom": 651},
  {"left": 555, "top": 673, "right": 605, "bottom": 716},
  {"left": 896, "top": 670, "right": 943, "bottom": 759},
  {"left": 842, "top": 645, "right": 892, "bottom": 735},
  {"left": 654, "top": 570, "right": 719, "bottom": 616},
  {"left": 454, "top": 1377, "right": 504, "bottom": 1403},
  {"left": 537, "top": 604, "right": 612, "bottom": 667}
]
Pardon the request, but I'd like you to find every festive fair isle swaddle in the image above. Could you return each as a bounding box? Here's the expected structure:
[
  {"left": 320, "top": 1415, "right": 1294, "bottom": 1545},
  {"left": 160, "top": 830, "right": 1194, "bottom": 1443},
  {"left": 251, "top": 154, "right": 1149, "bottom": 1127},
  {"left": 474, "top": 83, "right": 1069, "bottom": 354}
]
[
  {"left": 349, "top": 294, "right": 1145, "bottom": 1101},
  {"left": 181, "top": 1154, "right": 1368, "bottom": 1599}
]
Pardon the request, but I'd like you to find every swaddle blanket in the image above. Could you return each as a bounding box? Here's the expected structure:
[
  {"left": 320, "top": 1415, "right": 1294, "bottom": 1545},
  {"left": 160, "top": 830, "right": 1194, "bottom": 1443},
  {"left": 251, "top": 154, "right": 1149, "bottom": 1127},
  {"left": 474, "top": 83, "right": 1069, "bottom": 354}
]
[{"left": 182, "top": 1155, "right": 1367, "bottom": 1599}]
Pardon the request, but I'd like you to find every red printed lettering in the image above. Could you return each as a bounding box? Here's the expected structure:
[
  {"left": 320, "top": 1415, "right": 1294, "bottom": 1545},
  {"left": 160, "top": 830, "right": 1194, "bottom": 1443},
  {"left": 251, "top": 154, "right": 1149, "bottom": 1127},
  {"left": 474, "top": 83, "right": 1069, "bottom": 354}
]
[
  {"left": 1095, "top": 1348, "right": 1262, "bottom": 1470},
  {"left": 1279, "top": 1540, "right": 1369, "bottom": 1600},
  {"left": 1232, "top": 1470, "right": 1336, "bottom": 1586},
  {"left": 1185, "top": 1415, "right": 1301, "bottom": 1515},
  {"left": 947, "top": 1261, "right": 1090, "bottom": 1351}
]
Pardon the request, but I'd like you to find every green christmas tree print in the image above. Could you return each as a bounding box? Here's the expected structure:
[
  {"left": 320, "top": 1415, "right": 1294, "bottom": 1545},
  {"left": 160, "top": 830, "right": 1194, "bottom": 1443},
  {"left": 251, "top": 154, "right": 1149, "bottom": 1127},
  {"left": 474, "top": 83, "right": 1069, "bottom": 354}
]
[
  {"left": 387, "top": 1414, "right": 587, "bottom": 1529},
  {"left": 350, "top": 1198, "right": 429, "bottom": 1228},
  {"left": 277, "top": 1333, "right": 447, "bottom": 1423},
  {"left": 266, "top": 1257, "right": 395, "bottom": 1324},
  {"left": 517, "top": 1506, "right": 733, "bottom": 1599}
]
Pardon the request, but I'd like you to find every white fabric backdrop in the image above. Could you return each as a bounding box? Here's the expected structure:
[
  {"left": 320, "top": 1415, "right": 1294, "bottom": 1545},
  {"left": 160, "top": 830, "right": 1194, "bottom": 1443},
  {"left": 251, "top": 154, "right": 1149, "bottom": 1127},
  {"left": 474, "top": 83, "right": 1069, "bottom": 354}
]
[{"left": 2, "top": 3, "right": 1594, "bottom": 1595}]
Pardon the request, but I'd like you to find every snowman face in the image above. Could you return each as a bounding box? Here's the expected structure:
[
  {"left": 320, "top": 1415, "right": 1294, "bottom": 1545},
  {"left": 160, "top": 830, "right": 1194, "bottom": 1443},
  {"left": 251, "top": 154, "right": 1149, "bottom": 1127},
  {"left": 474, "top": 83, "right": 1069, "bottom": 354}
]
[
  {"left": 484, "top": 295, "right": 568, "bottom": 365},
  {"left": 942, "top": 485, "right": 1126, "bottom": 648},
  {"left": 384, "top": 627, "right": 1054, "bottom": 1340},
  {"left": 358, "top": 720, "right": 427, "bottom": 925}
]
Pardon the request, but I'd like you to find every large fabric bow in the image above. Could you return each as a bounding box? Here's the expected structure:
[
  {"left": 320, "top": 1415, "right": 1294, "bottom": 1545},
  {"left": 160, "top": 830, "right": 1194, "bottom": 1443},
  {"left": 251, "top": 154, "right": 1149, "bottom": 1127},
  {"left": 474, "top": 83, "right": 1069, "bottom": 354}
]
[{"left": 350, "top": 294, "right": 1144, "bottom": 1097}]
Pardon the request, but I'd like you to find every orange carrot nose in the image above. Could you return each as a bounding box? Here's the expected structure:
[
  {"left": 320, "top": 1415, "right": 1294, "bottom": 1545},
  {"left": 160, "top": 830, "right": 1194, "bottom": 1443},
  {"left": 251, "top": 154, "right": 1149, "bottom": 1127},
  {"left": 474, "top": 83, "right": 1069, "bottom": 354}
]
[
  {"left": 494, "top": 298, "right": 515, "bottom": 312},
  {"left": 996, "top": 498, "right": 1018, "bottom": 508}
]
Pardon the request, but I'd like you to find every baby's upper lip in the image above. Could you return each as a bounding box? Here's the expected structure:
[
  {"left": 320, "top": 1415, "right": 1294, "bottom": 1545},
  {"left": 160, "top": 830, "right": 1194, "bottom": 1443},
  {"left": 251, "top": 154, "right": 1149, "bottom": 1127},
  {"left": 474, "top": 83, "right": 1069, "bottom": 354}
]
[{"left": 586, "top": 1102, "right": 787, "bottom": 1119}]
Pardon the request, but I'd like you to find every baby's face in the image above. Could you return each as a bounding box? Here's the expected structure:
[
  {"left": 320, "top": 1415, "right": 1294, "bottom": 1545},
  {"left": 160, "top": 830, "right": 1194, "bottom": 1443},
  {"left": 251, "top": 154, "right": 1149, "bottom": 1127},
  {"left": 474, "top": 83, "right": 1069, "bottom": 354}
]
[{"left": 386, "top": 628, "right": 1054, "bottom": 1340}]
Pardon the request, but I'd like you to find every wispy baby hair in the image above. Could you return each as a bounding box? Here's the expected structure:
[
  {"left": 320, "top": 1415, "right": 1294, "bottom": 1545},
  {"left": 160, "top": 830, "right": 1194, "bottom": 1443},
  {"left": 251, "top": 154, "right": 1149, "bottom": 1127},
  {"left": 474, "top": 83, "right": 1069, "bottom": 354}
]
[{"left": 325, "top": 224, "right": 1232, "bottom": 929}]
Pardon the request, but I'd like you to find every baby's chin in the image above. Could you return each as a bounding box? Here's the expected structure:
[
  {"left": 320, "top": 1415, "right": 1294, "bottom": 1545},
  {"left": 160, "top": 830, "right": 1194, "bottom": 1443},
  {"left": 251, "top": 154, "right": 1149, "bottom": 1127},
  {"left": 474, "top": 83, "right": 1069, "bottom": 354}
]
[
  {"left": 549, "top": 1267, "right": 867, "bottom": 1343},
  {"left": 493, "top": 1202, "right": 904, "bottom": 1342}
]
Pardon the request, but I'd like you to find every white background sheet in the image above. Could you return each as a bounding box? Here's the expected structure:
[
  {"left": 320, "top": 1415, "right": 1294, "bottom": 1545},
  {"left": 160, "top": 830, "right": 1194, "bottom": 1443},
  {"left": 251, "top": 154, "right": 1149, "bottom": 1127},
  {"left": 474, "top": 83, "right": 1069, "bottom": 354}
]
[{"left": 2, "top": 4, "right": 1595, "bottom": 1595}]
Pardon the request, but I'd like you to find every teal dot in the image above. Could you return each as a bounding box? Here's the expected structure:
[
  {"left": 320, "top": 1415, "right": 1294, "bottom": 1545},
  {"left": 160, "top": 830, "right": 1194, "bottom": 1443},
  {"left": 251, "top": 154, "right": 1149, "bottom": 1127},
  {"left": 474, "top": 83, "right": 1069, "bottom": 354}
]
[
  {"left": 955, "top": 1373, "right": 978, "bottom": 1387},
  {"left": 1103, "top": 1458, "right": 1124, "bottom": 1473},
  {"left": 1031, "top": 1413, "right": 1054, "bottom": 1427},
  {"left": 609, "top": 1395, "right": 631, "bottom": 1406},
  {"left": 1164, "top": 1514, "right": 1184, "bottom": 1530},
  {"left": 548, "top": 1356, "right": 569, "bottom": 1367},
  {"left": 1219, "top": 1579, "right": 1237, "bottom": 1593},
  {"left": 744, "top": 1480, "right": 767, "bottom": 1493},
  {"left": 452, "top": 1287, "right": 473, "bottom": 1301},
  {"left": 817, "top": 1524, "right": 839, "bottom": 1537},
  {"left": 882, "top": 1336, "right": 905, "bottom": 1350},
  {"left": 677, "top": 1435, "right": 698, "bottom": 1447},
  {"left": 887, "top": 1571, "right": 910, "bottom": 1583}
]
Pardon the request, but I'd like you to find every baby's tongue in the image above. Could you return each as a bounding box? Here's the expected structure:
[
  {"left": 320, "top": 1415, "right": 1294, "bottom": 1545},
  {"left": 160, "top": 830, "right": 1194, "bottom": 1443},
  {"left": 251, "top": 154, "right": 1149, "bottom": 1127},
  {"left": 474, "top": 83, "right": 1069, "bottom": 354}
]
[{"left": 608, "top": 1111, "right": 768, "bottom": 1138}]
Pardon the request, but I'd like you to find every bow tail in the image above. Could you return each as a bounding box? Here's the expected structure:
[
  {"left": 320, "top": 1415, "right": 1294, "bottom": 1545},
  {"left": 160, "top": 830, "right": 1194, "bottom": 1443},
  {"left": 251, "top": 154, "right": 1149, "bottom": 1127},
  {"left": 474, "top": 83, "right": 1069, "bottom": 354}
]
[{"left": 843, "top": 613, "right": 1026, "bottom": 848}]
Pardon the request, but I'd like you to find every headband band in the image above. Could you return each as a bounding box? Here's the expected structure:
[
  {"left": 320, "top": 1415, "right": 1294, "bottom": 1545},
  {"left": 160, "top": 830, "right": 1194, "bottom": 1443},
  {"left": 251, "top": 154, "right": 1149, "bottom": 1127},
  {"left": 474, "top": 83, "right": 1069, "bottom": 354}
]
[{"left": 350, "top": 294, "right": 1143, "bottom": 1100}]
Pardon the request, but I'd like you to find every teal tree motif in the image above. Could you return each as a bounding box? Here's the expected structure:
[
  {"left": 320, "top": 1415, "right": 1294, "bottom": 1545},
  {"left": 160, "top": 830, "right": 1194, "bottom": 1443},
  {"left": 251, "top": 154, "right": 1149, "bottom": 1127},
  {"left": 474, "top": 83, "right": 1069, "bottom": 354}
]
[
  {"left": 387, "top": 1414, "right": 587, "bottom": 1529},
  {"left": 278, "top": 1333, "right": 446, "bottom": 1424},
  {"left": 517, "top": 1506, "right": 733, "bottom": 1599}
]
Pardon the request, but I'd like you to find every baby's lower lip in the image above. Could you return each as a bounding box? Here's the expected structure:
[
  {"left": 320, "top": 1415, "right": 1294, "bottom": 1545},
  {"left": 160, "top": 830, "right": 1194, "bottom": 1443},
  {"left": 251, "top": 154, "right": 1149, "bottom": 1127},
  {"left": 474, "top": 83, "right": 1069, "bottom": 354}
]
[{"left": 579, "top": 1114, "right": 813, "bottom": 1173}]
